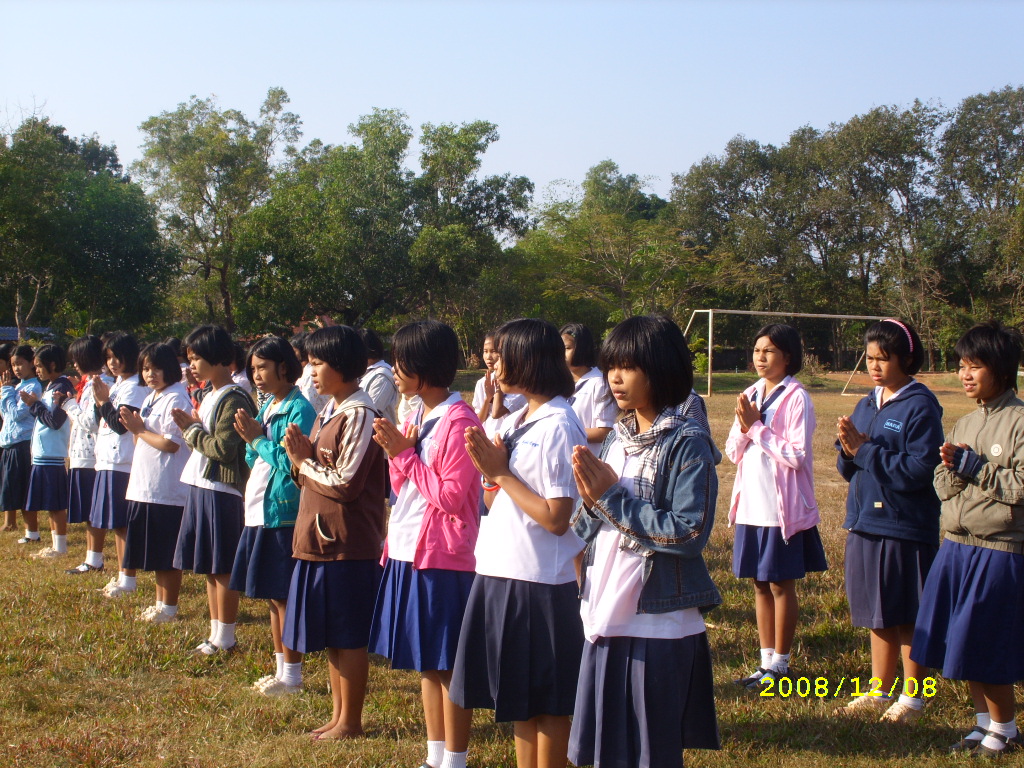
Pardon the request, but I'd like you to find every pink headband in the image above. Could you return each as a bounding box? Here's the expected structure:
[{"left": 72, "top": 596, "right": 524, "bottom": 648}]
[{"left": 883, "top": 318, "right": 914, "bottom": 353}]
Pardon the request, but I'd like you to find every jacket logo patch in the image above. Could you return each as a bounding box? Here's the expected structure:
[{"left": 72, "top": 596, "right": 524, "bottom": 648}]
[
  {"left": 882, "top": 419, "right": 903, "bottom": 433},
  {"left": 991, "top": 444, "right": 1003, "bottom": 457}
]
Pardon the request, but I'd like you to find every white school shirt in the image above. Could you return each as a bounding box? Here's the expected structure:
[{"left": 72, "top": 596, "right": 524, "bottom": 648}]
[
  {"left": 125, "top": 382, "right": 193, "bottom": 506},
  {"left": 179, "top": 384, "right": 242, "bottom": 497},
  {"left": 733, "top": 376, "right": 792, "bottom": 527},
  {"left": 568, "top": 367, "right": 620, "bottom": 454},
  {"left": 243, "top": 398, "right": 283, "bottom": 527},
  {"left": 65, "top": 374, "right": 114, "bottom": 469},
  {"left": 297, "top": 363, "right": 332, "bottom": 414},
  {"left": 360, "top": 361, "right": 399, "bottom": 425},
  {"left": 231, "top": 370, "right": 253, "bottom": 394},
  {"left": 94, "top": 377, "right": 151, "bottom": 473},
  {"left": 580, "top": 439, "right": 706, "bottom": 642},
  {"left": 474, "top": 397, "right": 586, "bottom": 585},
  {"left": 471, "top": 376, "right": 526, "bottom": 439},
  {"left": 386, "top": 393, "right": 460, "bottom": 562},
  {"left": 874, "top": 378, "right": 917, "bottom": 409}
]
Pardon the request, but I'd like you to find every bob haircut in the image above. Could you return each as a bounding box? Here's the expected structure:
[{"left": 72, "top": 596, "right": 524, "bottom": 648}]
[
  {"left": 103, "top": 332, "right": 140, "bottom": 375},
  {"left": 753, "top": 323, "right": 803, "bottom": 376},
  {"left": 34, "top": 344, "right": 67, "bottom": 374},
  {"left": 560, "top": 322, "right": 598, "bottom": 369},
  {"left": 139, "top": 343, "right": 183, "bottom": 387},
  {"left": 183, "top": 325, "right": 234, "bottom": 367},
  {"left": 68, "top": 335, "right": 104, "bottom": 373},
  {"left": 392, "top": 320, "right": 459, "bottom": 389},
  {"left": 357, "top": 328, "right": 386, "bottom": 362},
  {"left": 11, "top": 345, "right": 34, "bottom": 364},
  {"left": 600, "top": 315, "right": 693, "bottom": 413},
  {"left": 494, "top": 318, "right": 574, "bottom": 400},
  {"left": 0, "top": 343, "right": 14, "bottom": 366},
  {"left": 290, "top": 331, "right": 309, "bottom": 363},
  {"left": 864, "top": 319, "right": 924, "bottom": 376},
  {"left": 246, "top": 335, "right": 303, "bottom": 385},
  {"left": 955, "top": 321, "right": 1023, "bottom": 393},
  {"left": 163, "top": 337, "right": 183, "bottom": 359},
  {"left": 305, "top": 325, "right": 367, "bottom": 383}
]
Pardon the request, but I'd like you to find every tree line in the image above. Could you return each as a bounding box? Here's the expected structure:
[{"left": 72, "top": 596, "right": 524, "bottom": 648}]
[{"left": 2, "top": 85, "right": 1022, "bottom": 367}]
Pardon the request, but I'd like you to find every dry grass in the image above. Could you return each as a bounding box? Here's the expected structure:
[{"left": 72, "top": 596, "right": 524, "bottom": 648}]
[{"left": 0, "top": 374, "right": 999, "bottom": 767}]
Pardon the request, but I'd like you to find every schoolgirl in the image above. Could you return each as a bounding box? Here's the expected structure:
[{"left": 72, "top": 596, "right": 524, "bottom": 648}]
[
  {"left": 452, "top": 318, "right": 587, "bottom": 768},
  {"left": 834, "top": 319, "right": 944, "bottom": 722},
  {"left": 726, "top": 324, "right": 827, "bottom": 687},
  {"left": 22, "top": 344, "right": 76, "bottom": 558},
  {"left": 172, "top": 325, "right": 256, "bottom": 655},
  {"left": 91, "top": 333, "right": 150, "bottom": 596},
  {"left": 911, "top": 322, "right": 1024, "bottom": 756},
  {"left": 230, "top": 336, "right": 315, "bottom": 694},
  {"left": 281, "top": 325, "right": 386, "bottom": 740},
  {"left": 369, "top": 320, "right": 482, "bottom": 768},
  {"left": 62, "top": 336, "right": 115, "bottom": 574},
  {"left": 569, "top": 315, "right": 721, "bottom": 768},
  {"left": 472, "top": 332, "right": 525, "bottom": 438},
  {"left": 561, "top": 322, "right": 619, "bottom": 453},
  {"left": 119, "top": 343, "right": 193, "bottom": 622},
  {"left": 358, "top": 327, "right": 398, "bottom": 425},
  {"left": 0, "top": 346, "right": 41, "bottom": 536}
]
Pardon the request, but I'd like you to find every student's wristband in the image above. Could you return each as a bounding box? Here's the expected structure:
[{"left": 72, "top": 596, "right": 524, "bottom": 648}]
[{"left": 482, "top": 479, "right": 500, "bottom": 492}]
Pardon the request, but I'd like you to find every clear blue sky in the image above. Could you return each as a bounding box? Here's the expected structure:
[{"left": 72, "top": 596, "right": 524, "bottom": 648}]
[{"left": 2, "top": 0, "right": 1021, "bottom": 198}]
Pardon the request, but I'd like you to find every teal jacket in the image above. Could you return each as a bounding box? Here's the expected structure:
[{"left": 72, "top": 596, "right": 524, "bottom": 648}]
[{"left": 245, "top": 386, "right": 317, "bottom": 528}]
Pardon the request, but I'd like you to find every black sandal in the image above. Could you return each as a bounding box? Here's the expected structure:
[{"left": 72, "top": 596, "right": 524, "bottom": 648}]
[
  {"left": 969, "top": 730, "right": 1023, "bottom": 758},
  {"left": 949, "top": 725, "right": 987, "bottom": 753}
]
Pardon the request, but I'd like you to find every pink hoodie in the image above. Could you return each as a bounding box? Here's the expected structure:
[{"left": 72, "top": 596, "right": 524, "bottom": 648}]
[
  {"left": 725, "top": 378, "right": 820, "bottom": 542},
  {"left": 383, "top": 398, "right": 482, "bottom": 571}
]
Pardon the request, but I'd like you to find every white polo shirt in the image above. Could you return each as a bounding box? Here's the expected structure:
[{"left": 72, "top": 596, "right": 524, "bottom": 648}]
[
  {"left": 568, "top": 367, "right": 620, "bottom": 453},
  {"left": 94, "top": 376, "right": 151, "bottom": 473},
  {"left": 126, "top": 382, "right": 193, "bottom": 506},
  {"left": 474, "top": 396, "right": 586, "bottom": 585}
]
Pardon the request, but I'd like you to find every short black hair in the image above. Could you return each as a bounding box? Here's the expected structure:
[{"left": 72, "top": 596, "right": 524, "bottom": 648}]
[
  {"left": 103, "top": 332, "right": 140, "bottom": 375},
  {"left": 560, "top": 322, "right": 598, "bottom": 368},
  {"left": 290, "top": 331, "right": 309, "bottom": 364},
  {"left": 601, "top": 315, "right": 693, "bottom": 412},
  {"left": 393, "top": 320, "right": 459, "bottom": 389},
  {"left": 955, "top": 321, "right": 1023, "bottom": 393},
  {"left": 163, "top": 336, "right": 183, "bottom": 359},
  {"left": 864, "top": 319, "right": 924, "bottom": 376},
  {"left": 495, "top": 318, "right": 574, "bottom": 399},
  {"left": 753, "top": 323, "right": 802, "bottom": 376},
  {"left": 0, "top": 343, "right": 14, "bottom": 365},
  {"left": 11, "top": 345, "right": 34, "bottom": 364},
  {"left": 138, "top": 343, "right": 182, "bottom": 387},
  {"left": 305, "top": 325, "right": 367, "bottom": 382},
  {"left": 232, "top": 341, "right": 246, "bottom": 371},
  {"left": 68, "top": 335, "right": 104, "bottom": 373},
  {"left": 247, "top": 335, "right": 303, "bottom": 385},
  {"left": 183, "top": 325, "right": 234, "bottom": 367},
  {"left": 357, "top": 328, "right": 386, "bottom": 362},
  {"left": 34, "top": 343, "right": 67, "bottom": 374}
]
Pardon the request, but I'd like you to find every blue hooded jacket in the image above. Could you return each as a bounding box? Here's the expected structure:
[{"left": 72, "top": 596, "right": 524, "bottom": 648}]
[{"left": 837, "top": 380, "right": 944, "bottom": 546}]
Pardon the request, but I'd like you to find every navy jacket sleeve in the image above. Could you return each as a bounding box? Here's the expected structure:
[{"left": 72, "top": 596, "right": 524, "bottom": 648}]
[{"left": 852, "top": 397, "right": 944, "bottom": 493}]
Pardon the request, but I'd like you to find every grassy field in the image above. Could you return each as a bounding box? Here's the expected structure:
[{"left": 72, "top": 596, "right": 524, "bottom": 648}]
[{"left": 0, "top": 372, "right": 998, "bottom": 767}]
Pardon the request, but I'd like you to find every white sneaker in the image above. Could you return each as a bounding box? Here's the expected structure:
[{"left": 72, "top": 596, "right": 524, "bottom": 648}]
[
  {"left": 139, "top": 605, "right": 162, "bottom": 621},
  {"left": 149, "top": 609, "right": 177, "bottom": 624},
  {"left": 103, "top": 583, "right": 136, "bottom": 598},
  {"left": 259, "top": 678, "right": 301, "bottom": 697},
  {"left": 252, "top": 674, "right": 277, "bottom": 691},
  {"left": 30, "top": 546, "right": 66, "bottom": 559},
  {"left": 99, "top": 577, "right": 120, "bottom": 594}
]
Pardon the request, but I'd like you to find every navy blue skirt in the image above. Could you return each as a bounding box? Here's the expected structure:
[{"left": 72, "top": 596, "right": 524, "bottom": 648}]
[
  {"left": 0, "top": 440, "right": 31, "bottom": 511},
  {"left": 732, "top": 523, "right": 828, "bottom": 582},
  {"left": 283, "top": 558, "right": 381, "bottom": 653},
  {"left": 89, "top": 470, "right": 131, "bottom": 529},
  {"left": 911, "top": 539, "right": 1024, "bottom": 685},
  {"left": 845, "top": 530, "right": 937, "bottom": 629},
  {"left": 173, "top": 486, "right": 244, "bottom": 575},
  {"left": 369, "top": 558, "right": 475, "bottom": 672},
  {"left": 569, "top": 633, "right": 720, "bottom": 768},
  {"left": 25, "top": 464, "right": 68, "bottom": 512},
  {"left": 229, "top": 525, "right": 296, "bottom": 601},
  {"left": 67, "top": 468, "right": 96, "bottom": 524},
  {"left": 123, "top": 501, "right": 185, "bottom": 571},
  {"left": 449, "top": 575, "right": 584, "bottom": 722}
]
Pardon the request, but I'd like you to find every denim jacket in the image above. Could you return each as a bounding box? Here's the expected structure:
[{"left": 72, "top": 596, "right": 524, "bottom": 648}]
[
  {"left": 571, "top": 420, "right": 722, "bottom": 614},
  {"left": 245, "top": 386, "right": 317, "bottom": 528}
]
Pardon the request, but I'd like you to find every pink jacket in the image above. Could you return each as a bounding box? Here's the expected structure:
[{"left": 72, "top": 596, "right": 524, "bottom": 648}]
[
  {"left": 383, "top": 398, "right": 482, "bottom": 572},
  {"left": 725, "top": 378, "right": 820, "bottom": 542}
]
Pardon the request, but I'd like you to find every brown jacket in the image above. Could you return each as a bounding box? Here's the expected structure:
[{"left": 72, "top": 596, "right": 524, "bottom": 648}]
[{"left": 292, "top": 390, "right": 386, "bottom": 561}]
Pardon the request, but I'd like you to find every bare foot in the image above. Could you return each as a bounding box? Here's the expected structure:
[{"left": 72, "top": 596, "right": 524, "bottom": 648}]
[
  {"left": 316, "top": 724, "right": 364, "bottom": 741},
  {"left": 310, "top": 718, "right": 339, "bottom": 736},
  {"left": 1, "top": 525, "right": 16, "bottom": 532}
]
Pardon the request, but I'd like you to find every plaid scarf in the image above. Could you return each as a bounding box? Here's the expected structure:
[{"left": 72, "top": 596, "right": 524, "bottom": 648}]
[{"left": 613, "top": 406, "right": 685, "bottom": 502}]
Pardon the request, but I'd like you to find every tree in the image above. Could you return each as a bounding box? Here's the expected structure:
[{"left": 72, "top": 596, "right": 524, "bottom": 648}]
[{"left": 134, "top": 87, "right": 301, "bottom": 332}]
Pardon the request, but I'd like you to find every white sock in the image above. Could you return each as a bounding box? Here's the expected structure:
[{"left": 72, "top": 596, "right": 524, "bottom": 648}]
[
  {"left": 275, "top": 652, "right": 285, "bottom": 679},
  {"left": 120, "top": 573, "right": 136, "bottom": 590},
  {"left": 897, "top": 694, "right": 924, "bottom": 711},
  {"left": 280, "top": 661, "right": 302, "bottom": 687},
  {"left": 440, "top": 750, "right": 468, "bottom": 768},
  {"left": 162, "top": 603, "right": 178, "bottom": 617},
  {"left": 52, "top": 534, "right": 67, "bottom": 553},
  {"left": 215, "top": 622, "right": 236, "bottom": 649},
  {"left": 24, "top": 530, "right": 40, "bottom": 540},
  {"left": 155, "top": 601, "right": 165, "bottom": 611},
  {"left": 975, "top": 712, "right": 992, "bottom": 736},
  {"left": 427, "top": 740, "right": 445, "bottom": 768},
  {"left": 770, "top": 652, "right": 791, "bottom": 672},
  {"left": 760, "top": 647, "right": 775, "bottom": 669},
  {"left": 981, "top": 719, "right": 1018, "bottom": 751},
  {"left": 85, "top": 550, "right": 103, "bottom": 568},
  {"left": 210, "top": 619, "right": 221, "bottom": 642}
]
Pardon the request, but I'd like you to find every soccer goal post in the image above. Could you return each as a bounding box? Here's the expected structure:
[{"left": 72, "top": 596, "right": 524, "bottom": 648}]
[{"left": 682, "top": 309, "right": 889, "bottom": 397}]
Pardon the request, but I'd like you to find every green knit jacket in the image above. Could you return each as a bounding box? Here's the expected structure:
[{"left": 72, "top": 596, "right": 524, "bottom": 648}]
[{"left": 183, "top": 387, "right": 257, "bottom": 495}]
